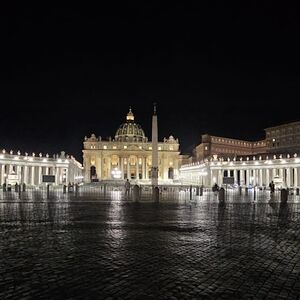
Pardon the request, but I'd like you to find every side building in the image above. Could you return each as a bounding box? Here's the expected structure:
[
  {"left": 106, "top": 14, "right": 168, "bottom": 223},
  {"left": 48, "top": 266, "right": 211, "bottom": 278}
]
[
  {"left": 0, "top": 150, "right": 83, "bottom": 186},
  {"left": 265, "top": 121, "right": 300, "bottom": 154},
  {"left": 83, "top": 108, "right": 181, "bottom": 183},
  {"left": 180, "top": 120, "right": 300, "bottom": 188},
  {"left": 192, "top": 134, "right": 266, "bottom": 162}
]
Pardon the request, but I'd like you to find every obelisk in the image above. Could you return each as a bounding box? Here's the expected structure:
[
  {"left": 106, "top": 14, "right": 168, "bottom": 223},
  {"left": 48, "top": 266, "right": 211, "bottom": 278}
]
[{"left": 151, "top": 103, "right": 158, "bottom": 188}]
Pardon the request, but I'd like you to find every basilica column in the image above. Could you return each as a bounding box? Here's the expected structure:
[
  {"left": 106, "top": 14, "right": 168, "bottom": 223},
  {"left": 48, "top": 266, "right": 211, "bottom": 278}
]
[
  {"left": 120, "top": 157, "right": 124, "bottom": 179},
  {"left": 142, "top": 157, "right": 145, "bottom": 180},
  {"left": 145, "top": 161, "right": 149, "bottom": 180},
  {"left": 45, "top": 167, "right": 49, "bottom": 175},
  {"left": 127, "top": 158, "right": 130, "bottom": 179},
  {"left": 136, "top": 158, "right": 139, "bottom": 180}
]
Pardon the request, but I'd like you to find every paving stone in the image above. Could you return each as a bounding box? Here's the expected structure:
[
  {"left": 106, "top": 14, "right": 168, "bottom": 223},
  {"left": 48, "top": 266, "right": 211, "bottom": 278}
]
[{"left": 0, "top": 193, "right": 300, "bottom": 299}]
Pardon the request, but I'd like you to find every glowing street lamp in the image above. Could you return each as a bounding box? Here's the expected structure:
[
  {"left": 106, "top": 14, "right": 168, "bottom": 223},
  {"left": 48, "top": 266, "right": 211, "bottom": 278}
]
[{"left": 111, "top": 168, "right": 122, "bottom": 179}]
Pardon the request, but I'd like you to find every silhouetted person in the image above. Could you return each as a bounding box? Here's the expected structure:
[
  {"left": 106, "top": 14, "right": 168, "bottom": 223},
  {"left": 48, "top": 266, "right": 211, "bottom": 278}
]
[
  {"left": 269, "top": 181, "right": 275, "bottom": 194},
  {"left": 125, "top": 179, "right": 131, "bottom": 197}
]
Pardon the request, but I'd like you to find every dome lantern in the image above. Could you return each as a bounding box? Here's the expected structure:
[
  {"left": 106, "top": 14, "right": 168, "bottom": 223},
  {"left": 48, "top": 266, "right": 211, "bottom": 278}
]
[{"left": 126, "top": 107, "right": 134, "bottom": 122}]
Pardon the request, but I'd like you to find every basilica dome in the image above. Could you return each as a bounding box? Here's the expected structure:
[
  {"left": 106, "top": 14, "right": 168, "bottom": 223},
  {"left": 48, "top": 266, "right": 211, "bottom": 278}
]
[{"left": 115, "top": 108, "right": 147, "bottom": 142}]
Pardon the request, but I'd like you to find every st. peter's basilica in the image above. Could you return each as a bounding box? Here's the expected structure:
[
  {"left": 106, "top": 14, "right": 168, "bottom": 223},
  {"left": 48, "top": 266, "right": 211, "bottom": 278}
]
[{"left": 83, "top": 108, "right": 181, "bottom": 183}]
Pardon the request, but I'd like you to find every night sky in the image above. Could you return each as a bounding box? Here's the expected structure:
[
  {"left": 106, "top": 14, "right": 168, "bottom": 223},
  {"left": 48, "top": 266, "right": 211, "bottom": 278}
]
[{"left": 1, "top": 3, "right": 300, "bottom": 162}]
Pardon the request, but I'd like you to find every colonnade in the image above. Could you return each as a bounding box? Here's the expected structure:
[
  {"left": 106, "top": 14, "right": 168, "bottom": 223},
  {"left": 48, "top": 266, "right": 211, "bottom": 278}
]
[
  {"left": 180, "top": 155, "right": 300, "bottom": 188},
  {"left": 0, "top": 151, "right": 83, "bottom": 186}
]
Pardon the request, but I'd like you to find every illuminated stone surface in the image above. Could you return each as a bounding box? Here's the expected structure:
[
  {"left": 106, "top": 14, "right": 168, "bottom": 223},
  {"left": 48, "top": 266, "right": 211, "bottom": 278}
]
[{"left": 0, "top": 191, "right": 300, "bottom": 299}]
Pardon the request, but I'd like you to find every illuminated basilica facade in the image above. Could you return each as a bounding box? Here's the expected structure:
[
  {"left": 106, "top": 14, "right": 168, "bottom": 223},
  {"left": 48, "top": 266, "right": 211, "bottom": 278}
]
[{"left": 83, "top": 109, "right": 180, "bottom": 183}]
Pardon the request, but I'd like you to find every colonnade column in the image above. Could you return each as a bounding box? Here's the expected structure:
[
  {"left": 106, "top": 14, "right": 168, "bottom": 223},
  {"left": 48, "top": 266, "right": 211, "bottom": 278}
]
[
  {"left": 31, "top": 166, "right": 35, "bottom": 185},
  {"left": 234, "top": 169, "right": 237, "bottom": 184},
  {"left": 279, "top": 169, "right": 283, "bottom": 182},
  {"left": 38, "top": 166, "right": 42, "bottom": 185},
  {"left": 240, "top": 169, "right": 244, "bottom": 186},
  {"left": 259, "top": 169, "right": 263, "bottom": 186},
  {"left": 286, "top": 168, "right": 291, "bottom": 187},
  {"left": 0, "top": 165, "right": 5, "bottom": 185},
  {"left": 246, "top": 169, "right": 250, "bottom": 186},
  {"left": 294, "top": 168, "right": 298, "bottom": 187},
  {"left": 55, "top": 167, "right": 60, "bottom": 184},
  {"left": 266, "top": 169, "right": 270, "bottom": 186},
  {"left": 218, "top": 169, "right": 222, "bottom": 186},
  {"left": 24, "top": 166, "right": 28, "bottom": 184}
]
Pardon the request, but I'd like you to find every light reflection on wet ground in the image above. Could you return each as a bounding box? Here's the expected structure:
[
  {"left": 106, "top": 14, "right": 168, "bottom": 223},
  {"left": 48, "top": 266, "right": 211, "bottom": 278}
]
[{"left": 0, "top": 192, "right": 300, "bottom": 299}]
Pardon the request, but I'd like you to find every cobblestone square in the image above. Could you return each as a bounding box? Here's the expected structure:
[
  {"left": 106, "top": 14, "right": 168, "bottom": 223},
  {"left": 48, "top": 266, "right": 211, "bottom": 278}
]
[{"left": 1, "top": 192, "right": 300, "bottom": 299}]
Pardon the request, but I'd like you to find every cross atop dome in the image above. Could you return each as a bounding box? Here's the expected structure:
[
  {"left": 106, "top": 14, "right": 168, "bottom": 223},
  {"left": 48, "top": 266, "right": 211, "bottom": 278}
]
[{"left": 126, "top": 107, "right": 134, "bottom": 121}]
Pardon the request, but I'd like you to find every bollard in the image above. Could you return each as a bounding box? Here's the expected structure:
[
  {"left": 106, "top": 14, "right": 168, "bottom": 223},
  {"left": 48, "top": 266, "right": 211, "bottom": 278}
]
[
  {"left": 280, "top": 189, "right": 288, "bottom": 203},
  {"left": 189, "top": 185, "right": 192, "bottom": 200},
  {"left": 200, "top": 186, "right": 203, "bottom": 196},
  {"left": 239, "top": 186, "right": 242, "bottom": 195},
  {"left": 196, "top": 186, "right": 200, "bottom": 196},
  {"left": 153, "top": 186, "right": 159, "bottom": 202},
  {"left": 297, "top": 188, "right": 299, "bottom": 196},
  {"left": 253, "top": 188, "right": 256, "bottom": 201},
  {"left": 133, "top": 185, "right": 140, "bottom": 202},
  {"left": 219, "top": 187, "right": 225, "bottom": 204},
  {"left": 245, "top": 187, "right": 248, "bottom": 195},
  {"left": 47, "top": 184, "right": 50, "bottom": 199}
]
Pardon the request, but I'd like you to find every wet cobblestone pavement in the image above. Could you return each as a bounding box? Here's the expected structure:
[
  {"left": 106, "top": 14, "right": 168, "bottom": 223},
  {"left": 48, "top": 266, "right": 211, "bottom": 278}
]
[{"left": 1, "top": 192, "right": 300, "bottom": 299}]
